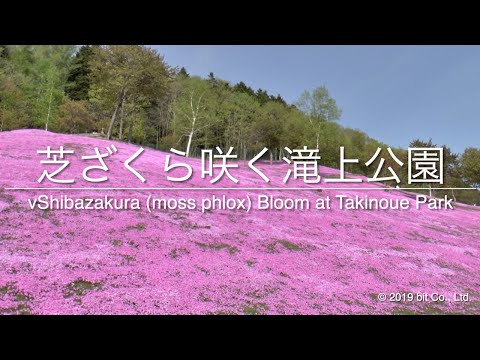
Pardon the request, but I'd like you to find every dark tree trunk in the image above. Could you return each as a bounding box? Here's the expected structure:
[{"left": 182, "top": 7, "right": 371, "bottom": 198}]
[
  {"left": 106, "top": 88, "right": 125, "bottom": 140},
  {"left": 128, "top": 97, "right": 137, "bottom": 143},
  {"left": 118, "top": 95, "right": 126, "bottom": 140}
]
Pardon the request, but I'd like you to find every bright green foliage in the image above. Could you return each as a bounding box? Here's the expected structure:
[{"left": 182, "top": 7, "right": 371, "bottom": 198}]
[
  {"left": 0, "top": 45, "right": 75, "bottom": 131},
  {"left": 461, "top": 147, "right": 480, "bottom": 188},
  {"left": 1, "top": 45, "right": 478, "bottom": 204},
  {"left": 295, "top": 86, "right": 341, "bottom": 149},
  {"left": 88, "top": 45, "right": 174, "bottom": 141}
]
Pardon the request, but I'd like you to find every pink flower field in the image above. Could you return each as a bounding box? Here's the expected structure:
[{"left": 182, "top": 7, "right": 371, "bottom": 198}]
[{"left": 0, "top": 129, "right": 479, "bottom": 314}]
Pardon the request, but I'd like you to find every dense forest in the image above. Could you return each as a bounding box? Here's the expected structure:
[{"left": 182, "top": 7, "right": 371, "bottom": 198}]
[{"left": 1, "top": 45, "right": 479, "bottom": 204}]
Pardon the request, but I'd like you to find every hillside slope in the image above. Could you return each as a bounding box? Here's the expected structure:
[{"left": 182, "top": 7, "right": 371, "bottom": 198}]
[{"left": 0, "top": 130, "right": 479, "bottom": 314}]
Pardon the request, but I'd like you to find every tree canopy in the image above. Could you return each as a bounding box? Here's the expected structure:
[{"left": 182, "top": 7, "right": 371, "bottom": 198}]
[{"left": 0, "top": 45, "right": 478, "bottom": 204}]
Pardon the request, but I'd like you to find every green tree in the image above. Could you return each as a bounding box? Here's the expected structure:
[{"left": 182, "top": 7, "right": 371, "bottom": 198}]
[
  {"left": 461, "top": 147, "right": 480, "bottom": 188},
  {"left": 57, "top": 98, "right": 95, "bottom": 134},
  {"left": 89, "top": 45, "right": 173, "bottom": 140},
  {"left": 295, "top": 86, "right": 341, "bottom": 149},
  {"left": 65, "top": 45, "right": 95, "bottom": 101},
  {"left": 233, "top": 81, "right": 255, "bottom": 97},
  {"left": 254, "top": 102, "right": 287, "bottom": 164},
  {"left": 0, "top": 68, "right": 30, "bottom": 130},
  {"left": 255, "top": 88, "right": 270, "bottom": 105},
  {"left": 172, "top": 76, "right": 214, "bottom": 157},
  {"left": 0, "top": 46, "right": 29, "bottom": 130},
  {"left": 178, "top": 67, "right": 189, "bottom": 78},
  {"left": 0, "top": 45, "right": 9, "bottom": 58},
  {"left": 280, "top": 108, "right": 309, "bottom": 151},
  {"left": 5, "top": 45, "right": 75, "bottom": 131}
]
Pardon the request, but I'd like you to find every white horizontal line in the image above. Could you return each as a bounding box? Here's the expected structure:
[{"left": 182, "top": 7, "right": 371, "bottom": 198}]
[{"left": 3, "top": 187, "right": 476, "bottom": 191}]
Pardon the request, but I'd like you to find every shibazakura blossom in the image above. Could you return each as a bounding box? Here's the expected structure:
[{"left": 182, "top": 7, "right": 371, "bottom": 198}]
[{"left": 27, "top": 195, "right": 141, "bottom": 210}]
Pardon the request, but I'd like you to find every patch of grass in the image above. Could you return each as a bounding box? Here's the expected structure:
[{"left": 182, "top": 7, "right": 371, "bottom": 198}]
[
  {"left": 112, "top": 239, "right": 122, "bottom": 247},
  {"left": 0, "top": 303, "right": 31, "bottom": 315},
  {"left": 0, "top": 287, "right": 9, "bottom": 295},
  {"left": 65, "top": 279, "right": 102, "bottom": 298},
  {"left": 0, "top": 283, "right": 15, "bottom": 295},
  {"left": 278, "top": 240, "right": 302, "bottom": 251},
  {"left": 392, "top": 307, "right": 417, "bottom": 315},
  {"left": 242, "top": 302, "right": 269, "bottom": 315},
  {"left": 127, "top": 223, "right": 146, "bottom": 231},
  {"left": 194, "top": 241, "right": 238, "bottom": 254},
  {"left": 0, "top": 283, "right": 31, "bottom": 300},
  {"left": 15, "top": 292, "right": 31, "bottom": 302},
  {"left": 0, "top": 283, "right": 33, "bottom": 314},
  {"left": 392, "top": 304, "right": 465, "bottom": 315},
  {"left": 422, "top": 306, "right": 449, "bottom": 315},
  {"left": 246, "top": 259, "right": 256, "bottom": 267},
  {"left": 267, "top": 240, "right": 303, "bottom": 253},
  {"left": 208, "top": 310, "right": 237, "bottom": 315},
  {"left": 391, "top": 246, "right": 405, "bottom": 252}
]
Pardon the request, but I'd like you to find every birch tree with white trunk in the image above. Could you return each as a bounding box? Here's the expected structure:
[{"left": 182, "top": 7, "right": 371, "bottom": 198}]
[
  {"left": 295, "top": 86, "right": 341, "bottom": 150},
  {"left": 173, "top": 77, "right": 213, "bottom": 157}
]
